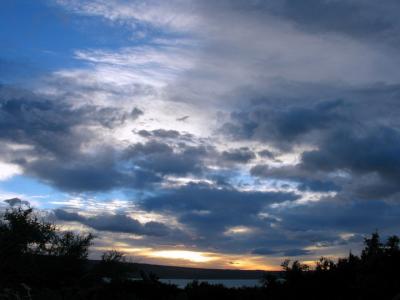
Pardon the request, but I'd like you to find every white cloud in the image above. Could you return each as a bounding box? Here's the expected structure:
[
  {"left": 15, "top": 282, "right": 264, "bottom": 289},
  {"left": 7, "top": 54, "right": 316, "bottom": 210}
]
[
  {"left": 55, "top": 1, "right": 400, "bottom": 106},
  {"left": 56, "top": 0, "right": 200, "bottom": 32},
  {"left": 0, "top": 162, "right": 22, "bottom": 181}
]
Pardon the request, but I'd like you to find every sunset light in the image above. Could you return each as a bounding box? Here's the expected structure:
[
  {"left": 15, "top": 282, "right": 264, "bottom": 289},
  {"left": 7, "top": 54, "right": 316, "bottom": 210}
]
[{"left": 148, "top": 250, "right": 217, "bottom": 263}]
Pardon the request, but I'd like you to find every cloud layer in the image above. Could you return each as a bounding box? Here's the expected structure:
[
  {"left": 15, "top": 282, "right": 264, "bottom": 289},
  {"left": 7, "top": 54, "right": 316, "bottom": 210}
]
[{"left": 1, "top": 0, "right": 400, "bottom": 268}]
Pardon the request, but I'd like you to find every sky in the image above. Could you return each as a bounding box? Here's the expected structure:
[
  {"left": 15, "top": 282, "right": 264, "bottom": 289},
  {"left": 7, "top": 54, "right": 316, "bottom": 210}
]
[{"left": 1, "top": 0, "right": 400, "bottom": 270}]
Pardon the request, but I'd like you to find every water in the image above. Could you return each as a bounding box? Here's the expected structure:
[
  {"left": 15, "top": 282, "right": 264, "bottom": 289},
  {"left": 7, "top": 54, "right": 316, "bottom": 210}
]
[{"left": 159, "top": 279, "right": 261, "bottom": 289}]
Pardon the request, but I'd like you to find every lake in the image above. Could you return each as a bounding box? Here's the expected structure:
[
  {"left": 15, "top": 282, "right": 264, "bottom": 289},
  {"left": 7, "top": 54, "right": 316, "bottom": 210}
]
[{"left": 159, "top": 279, "right": 262, "bottom": 288}]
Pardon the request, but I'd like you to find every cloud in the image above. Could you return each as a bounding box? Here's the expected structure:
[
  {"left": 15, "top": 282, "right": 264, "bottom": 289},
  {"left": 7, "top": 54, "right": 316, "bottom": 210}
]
[
  {"left": 54, "top": 209, "right": 171, "bottom": 236},
  {"left": 139, "top": 183, "right": 299, "bottom": 252},
  {"left": 251, "top": 248, "right": 279, "bottom": 256},
  {"left": 136, "top": 129, "right": 194, "bottom": 141},
  {"left": 93, "top": 106, "right": 143, "bottom": 129},
  {"left": 249, "top": 121, "right": 400, "bottom": 198},
  {"left": 251, "top": 164, "right": 341, "bottom": 193},
  {"left": 301, "top": 126, "right": 400, "bottom": 181},
  {"left": 0, "top": 85, "right": 217, "bottom": 193},
  {"left": 0, "top": 85, "right": 158, "bottom": 192},
  {"left": 3, "top": 0, "right": 400, "bottom": 265},
  {"left": 0, "top": 85, "right": 142, "bottom": 154},
  {"left": 221, "top": 147, "right": 256, "bottom": 164},
  {"left": 251, "top": 247, "right": 312, "bottom": 257},
  {"left": 265, "top": 0, "right": 400, "bottom": 47},
  {"left": 222, "top": 99, "right": 345, "bottom": 150},
  {"left": 282, "top": 248, "right": 312, "bottom": 257},
  {"left": 3, "top": 197, "right": 30, "bottom": 207},
  {"left": 233, "top": 82, "right": 400, "bottom": 201},
  {"left": 275, "top": 197, "right": 400, "bottom": 236},
  {"left": 142, "top": 183, "right": 297, "bottom": 216},
  {"left": 257, "top": 149, "right": 278, "bottom": 160},
  {"left": 25, "top": 153, "right": 161, "bottom": 192},
  {"left": 124, "top": 140, "right": 211, "bottom": 176},
  {"left": 56, "top": 0, "right": 400, "bottom": 49},
  {"left": 0, "top": 161, "right": 22, "bottom": 181},
  {"left": 56, "top": 0, "right": 199, "bottom": 33},
  {"left": 298, "top": 126, "right": 400, "bottom": 199}
]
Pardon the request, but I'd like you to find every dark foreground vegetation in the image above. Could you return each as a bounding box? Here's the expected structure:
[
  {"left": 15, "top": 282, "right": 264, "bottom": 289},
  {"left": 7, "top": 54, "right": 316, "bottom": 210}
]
[{"left": 1, "top": 206, "right": 400, "bottom": 299}]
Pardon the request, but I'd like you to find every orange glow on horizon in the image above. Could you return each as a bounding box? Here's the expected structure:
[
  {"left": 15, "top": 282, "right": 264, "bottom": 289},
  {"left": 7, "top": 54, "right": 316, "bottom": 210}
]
[
  {"left": 92, "top": 244, "right": 282, "bottom": 271},
  {"left": 148, "top": 250, "right": 217, "bottom": 263}
]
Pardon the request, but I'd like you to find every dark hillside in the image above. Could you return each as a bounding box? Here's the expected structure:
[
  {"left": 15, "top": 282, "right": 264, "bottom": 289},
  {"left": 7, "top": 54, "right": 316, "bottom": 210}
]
[{"left": 88, "top": 261, "right": 277, "bottom": 279}]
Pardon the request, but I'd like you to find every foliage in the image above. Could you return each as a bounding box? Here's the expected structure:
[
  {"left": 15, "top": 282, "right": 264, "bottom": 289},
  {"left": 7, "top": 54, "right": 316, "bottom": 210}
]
[
  {"left": 93, "top": 250, "right": 131, "bottom": 282},
  {"left": 0, "top": 206, "right": 94, "bottom": 288}
]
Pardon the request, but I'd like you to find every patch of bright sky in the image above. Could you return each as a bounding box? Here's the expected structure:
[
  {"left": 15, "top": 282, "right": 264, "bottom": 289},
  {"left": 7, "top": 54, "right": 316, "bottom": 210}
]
[
  {"left": 48, "top": 190, "right": 130, "bottom": 210},
  {"left": 0, "top": 175, "right": 66, "bottom": 208},
  {"left": 0, "top": 175, "right": 139, "bottom": 211},
  {"left": 228, "top": 171, "right": 297, "bottom": 193},
  {"left": 90, "top": 242, "right": 283, "bottom": 270},
  {"left": 224, "top": 226, "right": 255, "bottom": 236},
  {"left": 149, "top": 250, "right": 216, "bottom": 263}
]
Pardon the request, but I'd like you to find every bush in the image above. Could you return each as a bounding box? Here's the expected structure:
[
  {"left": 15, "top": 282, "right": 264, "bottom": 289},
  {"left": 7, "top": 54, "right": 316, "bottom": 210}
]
[{"left": 0, "top": 206, "right": 94, "bottom": 287}]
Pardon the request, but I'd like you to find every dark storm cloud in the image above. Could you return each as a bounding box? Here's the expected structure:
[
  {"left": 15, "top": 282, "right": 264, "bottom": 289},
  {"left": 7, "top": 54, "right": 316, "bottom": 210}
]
[
  {"left": 267, "top": 0, "right": 400, "bottom": 46},
  {"left": 257, "top": 149, "right": 277, "bottom": 160},
  {"left": 222, "top": 81, "right": 400, "bottom": 148},
  {"left": 251, "top": 248, "right": 279, "bottom": 256},
  {"left": 0, "top": 85, "right": 219, "bottom": 193},
  {"left": 301, "top": 127, "right": 400, "bottom": 181},
  {"left": 53, "top": 208, "right": 86, "bottom": 222},
  {"left": 135, "top": 183, "right": 328, "bottom": 254},
  {"left": 124, "top": 140, "right": 212, "bottom": 176},
  {"left": 25, "top": 155, "right": 161, "bottom": 192},
  {"left": 251, "top": 124, "right": 400, "bottom": 199},
  {"left": 0, "top": 85, "right": 155, "bottom": 192},
  {"left": 243, "top": 198, "right": 400, "bottom": 256},
  {"left": 275, "top": 198, "right": 400, "bottom": 235},
  {"left": 0, "top": 86, "right": 142, "bottom": 157},
  {"left": 136, "top": 129, "right": 194, "bottom": 141},
  {"left": 215, "top": 80, "right": 400, "bottom": 256},
  {"left": 222, "top": 99, "right": 345, "bottom": 150},
  {"left": 0, "top": 90, "right": 84, "bottom": 158},
  {"left": 94, "top": 106, "right": 143, "bottom": 128},
  {"left": 3, "top": 198, "right": 30, "bottom": 207},
  {"left": 221, "top": 147, "right": 256, "bottom": 163},
  {"left": 228, "top": 81, "right": 400, "bottom": 201},
  {"left": 297, "top": 126, "right": 400, "bottom": 199},
  {"left": 282, "top": 248, "right": 313, "bottom": 257},
  {"left": 198, "top": 0, "right": 400, "bottom": 47},
  {"left": 251, "top": 164, "right": 340, "bottom": 192},
  {"left": 142, "top": 183, "right": 297, "bottom": 214},
  {"left": 251, "top": 247, "right": 312, "bottom": 257},
  {"left": 54, "top": 209, "right": 171, "bottom": 236},
  {"left": 138, "top": 177, "right": 398, "bottom": 254},
  {"left": 250, "top": 123, "right": 400, "bottom": 197},
  {"left": 297, "top": 179, "right": 340, "bottom": 193},
  {"left": 347, "top": 173, "right": 400, "bottom": 200},
  {"left": 141, "top": 183, "right": 298, "bottom": 234}
]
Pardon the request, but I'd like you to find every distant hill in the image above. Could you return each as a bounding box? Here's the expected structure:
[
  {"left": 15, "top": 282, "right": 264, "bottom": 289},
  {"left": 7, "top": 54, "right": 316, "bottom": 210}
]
[{"left": 90, "top": 260, "right": 278, "bottom": 279}]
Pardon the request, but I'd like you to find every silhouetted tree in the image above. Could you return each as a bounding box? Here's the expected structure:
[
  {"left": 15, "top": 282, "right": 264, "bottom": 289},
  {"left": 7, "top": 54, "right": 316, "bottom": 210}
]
[
  {"left": 386, "top": 235, "right": 400, "bottom": 253},
  {"left": 94, "top": 250, "right": 131, "bottom": 282},
  {"left": 362, "top": 231, "right": 383, "bottom": 259},
  {"left": 0, "top": 206, "right": 93, "bottom": 288},
  {"left": 266, "top": 232, "right": 400, "bottom": 300}
]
